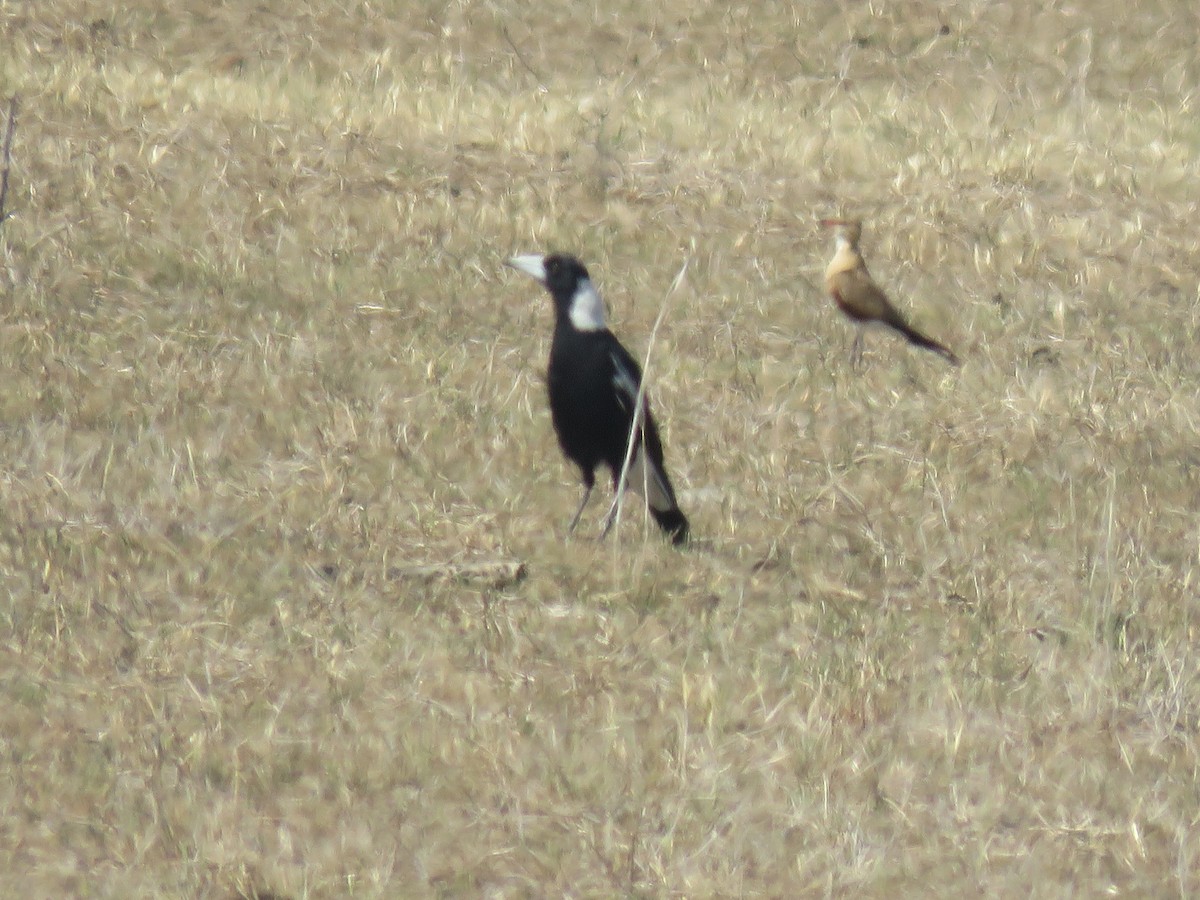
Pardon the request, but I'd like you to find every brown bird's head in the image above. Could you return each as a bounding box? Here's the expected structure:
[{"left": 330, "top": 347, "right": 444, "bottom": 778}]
[{"left": 819, "top": 217, "right": 863, "bottom": 249}]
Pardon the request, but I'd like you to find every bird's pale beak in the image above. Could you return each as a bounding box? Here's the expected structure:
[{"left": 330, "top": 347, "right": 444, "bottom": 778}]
[{"left": 507, "top": 254, "right": 548, "bottom": 284}]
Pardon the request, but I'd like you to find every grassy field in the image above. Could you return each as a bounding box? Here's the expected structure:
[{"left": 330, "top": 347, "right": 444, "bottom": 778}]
[{"left": 3, "top": 0, "right": 1200, "bottom": 895}]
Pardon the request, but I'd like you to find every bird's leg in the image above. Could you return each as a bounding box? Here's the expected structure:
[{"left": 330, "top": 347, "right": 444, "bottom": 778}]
[
  {"left": 599, "top": 493, "right": 620, "bottom": 541},
  {"left": 850, "top": 329, "right": 865, "bottom": 370},
  {"left": 567, "top": 484, "right": 593, "bottom": 534}
]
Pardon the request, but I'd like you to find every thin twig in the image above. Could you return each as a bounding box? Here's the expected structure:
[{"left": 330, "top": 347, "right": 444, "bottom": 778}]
[
  {"left": 609, "top": 256, "right": 690, "bottom": 540},
  {"left": 501, "top": 26, "right": 550, "bottom": 93},
  {"left": 0, "top": 95, "right": 18, "bottom": 226}
]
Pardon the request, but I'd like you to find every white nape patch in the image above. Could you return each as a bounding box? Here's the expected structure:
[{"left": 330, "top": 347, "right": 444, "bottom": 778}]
[
  {"left": 507, "top": 254, "right": 547, "bottom": 283},
  {"left": 568, "top": 278, "right": 607, "bottom": 331},
  {"left": 626, "top": 447, "right": 674, "bottom": 512}
]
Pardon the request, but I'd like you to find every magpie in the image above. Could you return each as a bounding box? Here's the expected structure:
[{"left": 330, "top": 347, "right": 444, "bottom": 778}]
[{"left": 507, "top": 253, "right": 690, "bottom": 546}]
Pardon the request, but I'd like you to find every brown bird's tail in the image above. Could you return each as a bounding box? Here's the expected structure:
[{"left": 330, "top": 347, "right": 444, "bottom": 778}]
[{"left": 890, "top": 317, "right": 960, "bottom": 366}]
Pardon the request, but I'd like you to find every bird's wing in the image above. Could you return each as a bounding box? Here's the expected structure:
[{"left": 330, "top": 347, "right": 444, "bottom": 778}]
[
  {"left": 607, "top": 346, "right": 675, "bottom": 511},
  {"left": 609, "top": 347, "right": 642, "bottom": 415},
  {"left": 830, "top": 267, "right": 897, "bottom": 323}
]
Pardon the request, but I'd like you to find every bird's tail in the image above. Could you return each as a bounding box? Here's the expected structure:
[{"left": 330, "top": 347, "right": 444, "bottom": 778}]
[
  {"left": 893, "top": 319, "right": 960, "bottom": 365},
  {"left": 626, "top": 448, "right": 690, "bottom": 546},
  {"left": 651, "top": 507, "right": 690, "bottom": 546}
]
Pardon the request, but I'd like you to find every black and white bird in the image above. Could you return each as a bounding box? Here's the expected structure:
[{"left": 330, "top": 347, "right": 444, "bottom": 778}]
[{"left": 507, "top": 253, "right": 690, "bottom": 546}]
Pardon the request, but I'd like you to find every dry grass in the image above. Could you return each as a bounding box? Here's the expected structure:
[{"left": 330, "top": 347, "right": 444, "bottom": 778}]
[{"left": 3, "top": 0, "right": 1200, "bottom": 896}]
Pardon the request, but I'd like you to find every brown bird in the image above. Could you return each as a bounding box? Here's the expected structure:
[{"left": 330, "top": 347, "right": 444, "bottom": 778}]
[{"left": 819, "top": 218, "right": 959, "bottom": 366}]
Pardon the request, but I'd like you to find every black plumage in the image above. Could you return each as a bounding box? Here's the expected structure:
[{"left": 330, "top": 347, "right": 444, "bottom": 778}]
[{"left": 508, "top": 253, "right": 689, "bottom": 545}]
